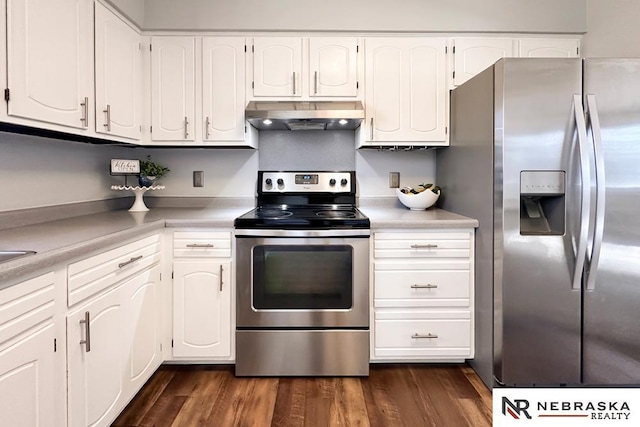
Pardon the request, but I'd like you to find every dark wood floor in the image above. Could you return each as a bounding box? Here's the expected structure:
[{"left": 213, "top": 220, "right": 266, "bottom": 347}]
[{"left": 113, "top": 364, "right": 492, "bottom": 427}]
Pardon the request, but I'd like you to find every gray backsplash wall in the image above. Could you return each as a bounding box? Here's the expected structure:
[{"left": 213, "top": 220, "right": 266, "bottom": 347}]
[
  {"left": 1, "top": 128, "right": 436, "bottom": 212},
  {"left": 258, "top": 131, "right": 356, "bottom": 171},
  {"left": 0, "top": 132, "right": 130, "bottom": 212}
]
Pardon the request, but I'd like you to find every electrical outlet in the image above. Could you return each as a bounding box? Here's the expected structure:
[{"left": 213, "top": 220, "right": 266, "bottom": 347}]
[
  {"left": 389, "top": 172, "right": 400, "bottom": 188},
  {"left": 193, "top": 171, "right": 204, "bottom": 187}
]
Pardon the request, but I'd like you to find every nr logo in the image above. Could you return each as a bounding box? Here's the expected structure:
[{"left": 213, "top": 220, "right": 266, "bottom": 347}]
[{"left": 502, "top": 397, "right": 532, "bottom": 420}]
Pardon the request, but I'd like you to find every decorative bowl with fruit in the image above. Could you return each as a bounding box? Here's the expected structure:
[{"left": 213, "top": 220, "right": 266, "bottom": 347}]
[{"left": 396, "top": 183, "right": 441, "bottom": 210}]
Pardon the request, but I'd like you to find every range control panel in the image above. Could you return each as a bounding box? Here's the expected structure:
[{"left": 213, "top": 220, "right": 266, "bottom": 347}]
[{"left": 261, "top": 172, "right": 352, "bottom": 193}]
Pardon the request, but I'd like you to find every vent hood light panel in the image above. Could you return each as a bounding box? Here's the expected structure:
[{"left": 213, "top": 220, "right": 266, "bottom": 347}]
[{"left": 245, "top": 101, "right": 364, "bottom": 130}]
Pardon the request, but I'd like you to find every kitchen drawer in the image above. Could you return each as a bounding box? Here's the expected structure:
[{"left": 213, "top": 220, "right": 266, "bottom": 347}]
[
  {"left": 374, "top": 232, "right": 470, "bottom": 259},
  {"left": 173, "top": 231, "right": 231, "bottom": 258},
  {"left": 0, "top": 272, "right": 56, "bottom": 346},
  {"left": 67, "top": 234, "right": 161, "bottom": 306},
  {"left": 375, "top": 270, "right": 470, "bottom": 308},
  {"left": 374, "top": 313, "right": 471, "bottom": 358}
]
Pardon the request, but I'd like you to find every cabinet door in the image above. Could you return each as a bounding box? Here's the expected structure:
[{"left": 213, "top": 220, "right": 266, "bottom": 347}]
[
  {"left": 252, "top": 37, "right": 302, "bottom": 97},
  {"left": 0, "top": 323, "right": 56, "bottom": 427},
  {"left": 67, "top": 286, "right": 125, "bottom": 427},
  {"left": 365, "top": 38, "right": 447, "bottom": 143},
  {"left": 173, "top": 260, "right": 231, "bottom": 358},
  {"left": 6, "top": 0, "right": 92, "bottom": 129},
  {"left": 309, "top": 37, "right": 358, "bottom": 97},
  {"left": 151, "top": 37, "right": 195, "bottom": 141},
  {"left": 0, "top": 272, "right": 61, "bottom": 427},
  {"left": 202, "top": 37, "right": 246, "bottom": 142},
  {"left": 123, "top": 265, "right": 161, "bottom": 397},
  {"left": 94, "top": 2, "right": 142, "bottom": 140},
  {"left": 519, "top": 38, "right": 580, "bottom": 58},
  {"left": 453, "top": 38, "right": 516, "bottom": 86}
]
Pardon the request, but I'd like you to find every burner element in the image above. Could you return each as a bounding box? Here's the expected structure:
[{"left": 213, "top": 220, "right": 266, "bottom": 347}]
[
  {"left": 315, "top": 210, "right": 357, "bottom": 219},
  {"left": 256, "top": 208, "right": 293, "bottom": 219}
]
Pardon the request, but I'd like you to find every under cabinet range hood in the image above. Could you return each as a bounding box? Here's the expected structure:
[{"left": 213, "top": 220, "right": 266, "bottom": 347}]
[{"left": 245, "top": 101, "right": 364, "bottom": 130}]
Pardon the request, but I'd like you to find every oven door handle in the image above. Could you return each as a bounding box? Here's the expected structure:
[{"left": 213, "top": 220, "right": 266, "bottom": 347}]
[{"left": 234, "top": 229, "right": 370, "bottom": 238}]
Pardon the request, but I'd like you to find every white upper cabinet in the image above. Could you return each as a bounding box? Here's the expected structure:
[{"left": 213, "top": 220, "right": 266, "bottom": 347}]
[
  {"left": 309, "top": 37, "right": 358, "bottom": 97},
  {"left": 5, "top": 0, "right": 93, "bottom": 130},
  {"left": 252, "top": 37, "right": 303, "bottom": 97},
  {"left": 94, "top": 2, "right": 142, "bottom": 140},
  {"left": 364, "top": 37, "right": 448, "bottom": 145},
  {"left": 518, "top": 38, "right": 580, "bottom": 58},
  {"left": 250, "top": 37, "right": 359, "bottom": 99},
  {"left": 202, "top": 37, "right": 246, "bottom": 142},
  {"left": 151, "top": 36, "right": 196, "bottom": 141},
  {"left": 453, "top": 38, "right": 516, "bottom": 86}
]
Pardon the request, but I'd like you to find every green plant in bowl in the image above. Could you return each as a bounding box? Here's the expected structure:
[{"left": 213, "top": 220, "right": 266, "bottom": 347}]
[{"left": 138, "top": 156, "right": 169, "bottom": 187}]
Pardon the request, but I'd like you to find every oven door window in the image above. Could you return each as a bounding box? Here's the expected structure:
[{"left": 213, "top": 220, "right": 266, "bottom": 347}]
[{"left": 252, "top": 245, "right": 353, "bottom": 309}]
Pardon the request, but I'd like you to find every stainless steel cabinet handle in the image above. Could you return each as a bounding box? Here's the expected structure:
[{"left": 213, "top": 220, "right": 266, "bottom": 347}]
[
  {"left": 586, "top": 94, "right": 605, "bottom": 291},
  {"left": 118, "top": 255, "right": 143, "bottom": 268},
  {"left": 79, "top": 311, "right": 91, "bottom": 352},
  {"left": 184, "top": 116, "right": 189, "bottom": 139},
  {"left": 410, "top": 244, "right": 438, "bottom": 249},
  {"left": 186, "top": 243, "right": 214, "bottom": 248},
  {"left": 80, "top": 97, "right": 88, "bottom": 127},
  {"left": 370, "top": 118, "right": 374, "bottom": 140},
  {"left": 103, "top": 104, "right": 111, "bottom": 132},
  {"left": 314, "top": 71, "right": 318, "bottom": 95},
  {"left": 292, "top": 72, "right": 296, "bottom": 95},
  {"left": 219, "top": 265, "right": 224, "bottom": 292},
  {"left": 205, "top": 116, "right": 210, "bottom": 139},
  {"left": 572, "top": 94, "right": 591, "bottom": 291},
  {"left": 411, "top": 333, "right": 438, "bottom": 339},
  {"left": 410, "top": 284, "right": 438, "bottom": 289}
]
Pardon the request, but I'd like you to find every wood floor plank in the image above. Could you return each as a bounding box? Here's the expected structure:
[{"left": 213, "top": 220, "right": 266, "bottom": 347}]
[
  {"left": 330, "top": 377, "right": 370, "bottom": 427},
  {"left": 271, "top": 378, "right": 306, "bottom": 427},
  {"left": 205, "top": 373, "right": 255, "bottom": 426},
  {"left": 115, "top": 364, "right": 493, "bottom": 427},
  {"left": 303, "top": 377, "right": 335, "bottom": 427},
  {"left": 236, "top": 377, "right": 279, "bottom": 427},
  {"left": 170, "top": 369, "right": 227, "bottom": 427},
  {"left": 138, "top": 395, "right": 188, "bottom": 427},
  {"left": 409, "top": 365, "right": 482, "bottom": 427},
  {"left": 112, "top": 368, "right": 176, "bottom": 426},
  {"left": 461, "top": 365, "right": 492, "bottom": 411}
]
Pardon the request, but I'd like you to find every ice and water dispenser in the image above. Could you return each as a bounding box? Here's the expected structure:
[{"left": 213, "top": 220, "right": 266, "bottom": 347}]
[{"left": 520, "top": 171, "right": 566, "bottom": 235}]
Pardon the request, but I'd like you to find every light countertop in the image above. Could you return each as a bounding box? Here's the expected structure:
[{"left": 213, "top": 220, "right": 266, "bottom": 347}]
[{"left": 0, "top": 201, "right": 476, "bottom": 286}]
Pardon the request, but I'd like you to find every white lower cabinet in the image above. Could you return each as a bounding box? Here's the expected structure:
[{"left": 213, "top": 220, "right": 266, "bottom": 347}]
[
  {"left": 67, "top": 264, "right": 161, "bottom": 427},
  {"left": 171, "top": 231, "right": 233, "bottom": 360},
  {"left": 67, "top": 283, "right": 126, "bottom": 427},
  {"left": 372, "top": 230, "right": 475, "bottom": 362},
  {"left": 0, "top": 272, "right": 63, "bottom": 427},
  {"left": 66, "top": 235, "right": 162, "bottom": 427}
]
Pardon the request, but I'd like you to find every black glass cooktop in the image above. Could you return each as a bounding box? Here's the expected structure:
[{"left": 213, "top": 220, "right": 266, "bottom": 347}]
[{"left": 234, "top": 205, "right": 370, "bottom": 229}]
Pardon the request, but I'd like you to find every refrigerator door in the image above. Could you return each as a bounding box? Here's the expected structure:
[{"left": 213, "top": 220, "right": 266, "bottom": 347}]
[
  {"left": 496, "top": 58, "right": 583, "bottom": 385},
  {"left": 582, "top": 59, "right": 640, "bottom": 385}
]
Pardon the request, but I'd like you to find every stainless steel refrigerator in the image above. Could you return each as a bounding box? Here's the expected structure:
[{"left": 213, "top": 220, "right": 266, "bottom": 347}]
[{"left": 437, "top": 58, "right": 640, "bottom": 387}]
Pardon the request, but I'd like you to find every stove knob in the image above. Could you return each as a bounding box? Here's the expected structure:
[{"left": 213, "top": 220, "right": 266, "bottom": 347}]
[
  {"left": 277, "top": 178, "right": 284, "bottom": 186},
  {"left": 329, "top": 178, "right": 336, "bottom": 186},
  {"left": 265, "top": 178, "right": 272, "bottom": 186},
  {"left": 341, "top": 178, "right": 348, "bottom": 186}
]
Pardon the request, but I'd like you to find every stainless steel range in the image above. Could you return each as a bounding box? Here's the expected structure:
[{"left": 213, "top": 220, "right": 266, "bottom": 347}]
[{"left": 234, "top": 171, "right": 370, "bottom": 376}]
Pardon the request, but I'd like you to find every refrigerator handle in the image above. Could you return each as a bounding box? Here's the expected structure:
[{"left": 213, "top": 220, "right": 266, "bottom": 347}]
[
  {"left": 585, "top": 94, "right": 606, "bottom": 291},
  {"left": 572, "top": 94, "right": 591, "bottom": 291}
]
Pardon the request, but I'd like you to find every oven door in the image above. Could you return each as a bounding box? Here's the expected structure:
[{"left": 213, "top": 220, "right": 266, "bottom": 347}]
[{"left": 236, "top": 233, "right": 369, "bottom": 328}]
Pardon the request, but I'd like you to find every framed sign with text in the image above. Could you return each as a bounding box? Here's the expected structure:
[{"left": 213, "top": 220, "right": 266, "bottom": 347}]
[{"left": 110, "top": 159, "right": 140, "bottom": 176}]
